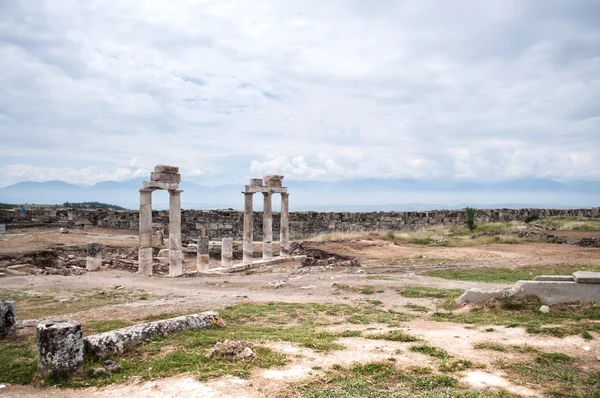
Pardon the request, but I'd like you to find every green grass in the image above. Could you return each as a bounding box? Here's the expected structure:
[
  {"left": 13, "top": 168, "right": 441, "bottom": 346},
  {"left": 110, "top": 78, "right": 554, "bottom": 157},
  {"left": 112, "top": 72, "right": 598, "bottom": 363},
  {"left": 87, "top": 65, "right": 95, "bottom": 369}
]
[
  {"left": 364, "top": 276, "right": 398, "bottom": 281},
  {"left": 396, "top": 286, "right": 463, "bottom": 300},
  {"left": 433, "top": 297, "right": 600, "bottom": 337},
  {"left": 366, "top": 330, "right": 421, "bottom": 342},
  {"left": 409, "top": 344, "right": 450, "bottom": 359},
  {"left": 404, "top": 304, "right": 430, "bottom": 313},
  {"left": 288, "top": 362, "right": 504, "bottom": 398},
  {"left": 473, "top": 341, "right": 508, "bottom": 352},
  {"left": 332, "top": 284, "right": 384, "bottom": 295},
  {"left": 425, "top": 264, "right": 600, "bottom": 283},
  {"left": 535, "top": 216, "right": 600, "bottom": 231},
  {"left": 497, "top": 353, "right": 599, "bottom": 397}
]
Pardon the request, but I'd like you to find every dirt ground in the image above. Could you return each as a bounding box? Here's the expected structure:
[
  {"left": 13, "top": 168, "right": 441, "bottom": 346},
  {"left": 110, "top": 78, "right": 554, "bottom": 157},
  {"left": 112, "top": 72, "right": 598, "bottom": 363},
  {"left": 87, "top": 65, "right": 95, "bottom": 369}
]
[{"left": 1, "top": 227, "right": 599, "bottom": 397}]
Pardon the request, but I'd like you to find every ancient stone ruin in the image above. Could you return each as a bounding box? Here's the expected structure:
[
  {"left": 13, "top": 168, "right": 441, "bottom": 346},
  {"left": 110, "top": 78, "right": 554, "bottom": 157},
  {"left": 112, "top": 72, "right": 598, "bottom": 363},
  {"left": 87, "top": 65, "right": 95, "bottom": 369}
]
[
  {"left": 0, "top": 300, "right": 16, "bottom": 338},
  {"left": 138, "top": 165, "right": 183, "bottom": 277},
  {"left": 243, "top": 175, "right": 290, "bottom": 264}
]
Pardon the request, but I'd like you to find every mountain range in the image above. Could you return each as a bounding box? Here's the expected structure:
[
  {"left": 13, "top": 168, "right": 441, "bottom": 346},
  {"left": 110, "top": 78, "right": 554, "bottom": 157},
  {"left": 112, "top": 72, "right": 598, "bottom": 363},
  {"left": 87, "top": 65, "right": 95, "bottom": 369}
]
[{"left": 1, "top": 178, "right": 598, "bottom": 211}]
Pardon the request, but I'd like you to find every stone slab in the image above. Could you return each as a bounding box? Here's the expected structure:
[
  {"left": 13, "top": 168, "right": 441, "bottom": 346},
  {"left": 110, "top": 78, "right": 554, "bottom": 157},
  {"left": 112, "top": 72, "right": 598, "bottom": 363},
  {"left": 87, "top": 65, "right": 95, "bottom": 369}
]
[
  {"left": 457, "top": 288, "right": 511, "bottom": 304},
  {"left": 143, "top": 181, "right": 180, "bottom": 190},
  {"left": 263, "top": 174, "right": 284, "bottom": 187},
  {"left": 510, "top": 281, "right": 600, "bottom": 305},
  {"left": 249, "top": 178, "right": 263, "bottom": 187},
  {"left": 154, "top": 164, "right": 180, "bottom": 174},
  {"left": 244, "top": 186, "right": 287, "bottom": 194},
  {"left": 534, "top": 275, "right": 574, "bottom": 282},
  {"left": 151, "top": 172, "right": 181, "bottom": 183},
  {"left": 573, "top": 271, "right": 600, "bottom": 284}
]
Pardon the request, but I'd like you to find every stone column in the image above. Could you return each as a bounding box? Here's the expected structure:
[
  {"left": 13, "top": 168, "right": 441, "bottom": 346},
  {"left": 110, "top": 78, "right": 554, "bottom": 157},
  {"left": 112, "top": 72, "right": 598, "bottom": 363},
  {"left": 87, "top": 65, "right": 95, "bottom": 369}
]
[
  {"left": 197, "top": 236, "right": 209, "bottom": 271},
  {"left": 37, "top": 319, "right": 84, "bottom": 378},
  {"left": 221, "top": 237, "right": 233, "bottom": 268},
  {"left": 168, "top": 190, "right": 183, "bottom": 277},
  {"left": 0, "top": 301, "right": 16, "bottom": 337},
  {"left": 138, "top": 189, "right": 153, "bottom": 276},
  {"left": 262, "top": 192, "right": 273, "bottom": 260},
  {"left": 86, "top": 242, "right": 102, "bottom": 271},
  {"left": 243, "top": 192, "right": 254, "bottom": 264},
  {"left": 280, "top": 192, "right": 290, "bottom": 257}
]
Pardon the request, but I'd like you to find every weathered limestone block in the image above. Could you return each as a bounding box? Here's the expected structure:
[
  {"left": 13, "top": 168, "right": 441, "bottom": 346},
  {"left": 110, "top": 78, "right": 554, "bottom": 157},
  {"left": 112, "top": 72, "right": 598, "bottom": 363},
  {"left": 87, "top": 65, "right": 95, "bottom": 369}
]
[
  {"left": 143, "top": 181, "right": 179, "bottom": 190},
  {"left": 84, "top": 311, "right": 224, "bottom": 358},
  {"left": 150, "top": 172, "right": 181, "bottom": 183},
  {"left": 197, "top": 236, "right": 209, "bottom": 271},
  {"left": 86, "top": 242, "right": 102, "bottom": 271},
  {"left": 152, "top": 229, "right": 164, "bottom": 247},
  {"left": 510, "top": 281, "right": 600, "bottom": 305},
  {"left": 263, "top": 174, "right": 284, "bottom": 188},
  {"left": 37, "top": 320, "right": 84, "bottom": 378},
  {"left": 222, "top": 237, "right": 233, "bottom": 267},
  {"left": 456, "top": 288, "right": 511, "bottom": 304},
  {"left": 573, "top": 271, "right": 600, "bottom": 284},
  {"left": 249, "top": 178, "right": 263, "bottom": 187},
  {"left": 154, "top": 164, "right": 180, "bottom": 174},
  {"left": 534, "top": 275, "right": 574, "bottom": 282},
  {"left": 0, "top": 300, "right": 16, "bottom": 337}
]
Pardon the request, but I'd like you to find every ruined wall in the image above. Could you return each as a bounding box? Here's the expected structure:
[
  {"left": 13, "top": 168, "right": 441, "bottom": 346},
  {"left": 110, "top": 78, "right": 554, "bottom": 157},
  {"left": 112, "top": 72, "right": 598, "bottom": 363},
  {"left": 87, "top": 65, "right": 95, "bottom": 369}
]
[{"left": 2, "top": 207, "right": 598, "bottom": 242}]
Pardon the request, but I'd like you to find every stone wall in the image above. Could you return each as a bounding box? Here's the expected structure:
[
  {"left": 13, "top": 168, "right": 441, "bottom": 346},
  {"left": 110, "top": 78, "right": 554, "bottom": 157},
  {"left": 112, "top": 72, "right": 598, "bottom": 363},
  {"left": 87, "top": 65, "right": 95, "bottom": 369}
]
[{"left": 1, "top": 207, "right": 598, "bottom": 242}]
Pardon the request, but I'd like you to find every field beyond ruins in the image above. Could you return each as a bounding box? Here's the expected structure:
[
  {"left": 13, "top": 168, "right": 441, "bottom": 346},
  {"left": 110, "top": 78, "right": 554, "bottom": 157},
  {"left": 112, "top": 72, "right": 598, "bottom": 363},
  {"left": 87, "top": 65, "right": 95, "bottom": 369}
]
[{"left": 1, "top": 215, "right": 599, "bottom": 397}]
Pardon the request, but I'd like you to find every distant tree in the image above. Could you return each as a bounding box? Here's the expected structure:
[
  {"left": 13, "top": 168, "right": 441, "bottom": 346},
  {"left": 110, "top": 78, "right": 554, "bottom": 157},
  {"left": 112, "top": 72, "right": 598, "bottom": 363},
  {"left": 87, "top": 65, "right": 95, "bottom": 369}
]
[
  {"left": 465, "top": 207, "right": 477, "bottom": 231},
  {"left": 62, "top": 201, "right": 126, "bottom": 210}
]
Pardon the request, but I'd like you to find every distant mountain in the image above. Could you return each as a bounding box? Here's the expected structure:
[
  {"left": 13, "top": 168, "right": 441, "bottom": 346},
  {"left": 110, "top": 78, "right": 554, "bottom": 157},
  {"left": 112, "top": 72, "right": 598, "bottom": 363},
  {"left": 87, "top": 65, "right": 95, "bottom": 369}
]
[{"left": 0, "top": 178, "right": 598, "bottom": 211}]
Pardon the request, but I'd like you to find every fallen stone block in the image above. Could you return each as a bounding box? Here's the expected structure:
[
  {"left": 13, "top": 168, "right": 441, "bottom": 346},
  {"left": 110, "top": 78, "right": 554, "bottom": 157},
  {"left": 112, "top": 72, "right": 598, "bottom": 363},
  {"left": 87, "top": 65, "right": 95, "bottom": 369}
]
[
  {"left": 37, "top": 319, "right": 84, "bottom": 378},
  {"left": 573, "top": 271, "right": 600, "bottom": 284},
  {"left": 457, "top": 288, "right": 511, "bottom": 304},
  {"left": 208, "top": 340, "right": 254, "bottom": 361},
  {"left": 84, "top": 311, "right": 224, "bottom": 358},
  {"left": 534, "top": 275, "right": 574, "bottom": 282},
  {"left": 510, "top": 281, "right": 600, "bottom": 305},
  {"left": 153, "top": 164, "right": 180, "bottom": 174}
]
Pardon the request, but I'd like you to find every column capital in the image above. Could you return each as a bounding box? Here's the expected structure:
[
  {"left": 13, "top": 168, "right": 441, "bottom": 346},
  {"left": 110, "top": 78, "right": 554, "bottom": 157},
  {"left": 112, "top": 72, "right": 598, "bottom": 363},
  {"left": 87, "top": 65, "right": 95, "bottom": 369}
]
[
  {"left": 168, "top": 189, "right": 184, "bottom": 195},
  {"left": 139, "top": 188, "right": 155, "bottom": 193},
  {"left": 262, "top": 191, "right": 272, "bottom": 197},
  {"left": 242, "top": 191, "right": 255, "bottom": 196},
  {"left": 281, "top": 192, "right": 289, "bottom": 197}
]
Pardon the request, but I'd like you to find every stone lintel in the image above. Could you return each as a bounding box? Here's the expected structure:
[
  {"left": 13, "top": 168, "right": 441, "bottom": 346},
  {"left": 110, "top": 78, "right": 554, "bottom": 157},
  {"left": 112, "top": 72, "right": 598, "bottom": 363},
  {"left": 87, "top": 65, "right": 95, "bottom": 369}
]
[
  {"left": 573, "top": 271, "right": 600, "bottom": 284},
  {"left": 151, "top": 172, "right": 181, "bottom": 183},
  {"left": 154, "top": 164, "right": 180, "bottom": 174},
  {"left": 139, "top": 188, "right": 156, "bottom": 193},
  {"left": 244, "top": 186, "right": 287, "bottom": 194},
  {"left": 143, "top": 181, "right": 179, "bottom": 190},
  {"left": 249, "top": 178, "right": 264, "bottom": 187}
]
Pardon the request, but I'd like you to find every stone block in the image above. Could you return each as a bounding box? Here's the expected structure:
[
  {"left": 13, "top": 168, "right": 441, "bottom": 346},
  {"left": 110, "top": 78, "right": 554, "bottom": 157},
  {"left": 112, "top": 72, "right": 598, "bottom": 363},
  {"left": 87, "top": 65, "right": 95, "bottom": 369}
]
[
  {"left": 573, "top": 271, "right": 600, "bottom": 284},
  {"left": 143, "top": 181, "right": 179, "bottom": 190},
  {"left": 86, "top": 242, "right": 102, "bottom": 271},
  {"left": 154, "top": 164, "right": 179, "bottom": 174},
  {"left": 151, "top": 172, "right": 181, "bottom": 183},
  {"left": 510, "top": 281, "right": 600, "bottom": 305},
  {"left": 534, "top": 275, "right": 574, "bottom": 282},
  {"left": 37, "top": 319, "right": 84, "bottom": 378},
  {"left": 0, "top": 300, "right": 16, "bottom": 337},
  {"left": 249, "top": 178, "right": 263, "bottom": 187},
  {"left": 457, "top": 288, "right": 510, "bottom": 304},
  {"left": 263, "top": 174, "right": 284, "bottom": 187},
  {"left": 197, "top": 236, "right": 209, "bottom": 254}
]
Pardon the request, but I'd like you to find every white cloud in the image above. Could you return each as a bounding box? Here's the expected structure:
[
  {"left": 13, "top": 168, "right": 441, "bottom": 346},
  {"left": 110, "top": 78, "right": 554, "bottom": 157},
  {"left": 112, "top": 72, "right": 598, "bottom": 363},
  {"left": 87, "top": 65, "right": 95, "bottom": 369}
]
[{"left": 0, "top": 0, "right": 598, "bottom": 187}]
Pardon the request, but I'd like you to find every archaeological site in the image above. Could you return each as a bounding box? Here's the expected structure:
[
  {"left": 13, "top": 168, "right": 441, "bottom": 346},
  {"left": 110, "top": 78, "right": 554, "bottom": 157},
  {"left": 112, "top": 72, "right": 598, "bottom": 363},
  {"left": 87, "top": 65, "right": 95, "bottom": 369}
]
[{"left": 1, "top": 165, "right": 599, "bottom": 397}]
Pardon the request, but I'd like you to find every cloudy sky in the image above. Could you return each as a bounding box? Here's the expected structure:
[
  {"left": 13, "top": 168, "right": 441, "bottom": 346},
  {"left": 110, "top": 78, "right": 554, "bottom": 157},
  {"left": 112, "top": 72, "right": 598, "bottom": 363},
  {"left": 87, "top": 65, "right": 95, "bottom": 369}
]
[{"left": 1, "top": 0, "right": 599, "bottom": 187}]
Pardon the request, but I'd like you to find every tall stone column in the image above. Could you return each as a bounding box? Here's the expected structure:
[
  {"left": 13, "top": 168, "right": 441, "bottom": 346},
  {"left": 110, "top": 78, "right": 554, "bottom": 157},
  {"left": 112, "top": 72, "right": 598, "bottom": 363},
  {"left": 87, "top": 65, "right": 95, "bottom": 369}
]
[
  {"left": 138, "top": 189, "right": 153, "bottom": 276},
  {"left": 197, "top": 236, "right": 210, "bottom": 271},
  {"left": 168, "top": 190, "right": 183, "bottom": 277},
  {"left": 243, "top": 192, "right": 254, "bottom": 264},
  {"left": 221, "top": 237, "right": 233, "bottom": 268},
  {"left": 280, "top": 192, "right": 290, "bottom": 257},
  {"left": 263, "top": 192, "right": 273, "bottom": 260}
]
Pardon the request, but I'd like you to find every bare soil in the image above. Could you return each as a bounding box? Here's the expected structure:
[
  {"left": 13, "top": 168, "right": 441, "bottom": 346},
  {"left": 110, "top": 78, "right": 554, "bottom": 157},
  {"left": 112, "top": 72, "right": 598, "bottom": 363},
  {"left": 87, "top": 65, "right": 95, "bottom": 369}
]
[{"left": 1, "top": 227, "right": 599, "bottom": 397}]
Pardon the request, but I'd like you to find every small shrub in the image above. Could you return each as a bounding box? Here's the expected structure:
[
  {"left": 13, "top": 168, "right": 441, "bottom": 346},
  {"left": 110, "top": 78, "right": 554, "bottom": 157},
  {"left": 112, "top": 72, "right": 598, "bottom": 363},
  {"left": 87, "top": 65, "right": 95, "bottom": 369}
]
[
  {"left": 465, "top": 207, "right": 477, "bottom": 231},
  {"left": 525, "top": 214, "right": 540, "bottom": 223}
]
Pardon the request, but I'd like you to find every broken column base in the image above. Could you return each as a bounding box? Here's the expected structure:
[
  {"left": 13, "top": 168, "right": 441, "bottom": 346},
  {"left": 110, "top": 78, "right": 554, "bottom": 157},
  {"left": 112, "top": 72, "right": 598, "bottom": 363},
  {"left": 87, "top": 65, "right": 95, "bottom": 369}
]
[
  {"left": 37, "top": 319, "right": 84, "bottom": 378},
  {"left": 457, "top": 271, "right": 600, "bottom": 305},
  {"left": 0, "top": 301, "right": 16, "bottom": 338},
  {"left": 84, "top": 311, "right": 224, "bottom": 358}
]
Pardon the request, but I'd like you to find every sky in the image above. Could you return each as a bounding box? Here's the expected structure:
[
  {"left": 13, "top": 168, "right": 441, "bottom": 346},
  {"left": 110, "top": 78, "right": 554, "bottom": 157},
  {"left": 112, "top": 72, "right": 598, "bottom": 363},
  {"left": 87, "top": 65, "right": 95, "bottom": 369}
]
[{"left": 0, "top": 0, "right": 599, "bottom": 188}]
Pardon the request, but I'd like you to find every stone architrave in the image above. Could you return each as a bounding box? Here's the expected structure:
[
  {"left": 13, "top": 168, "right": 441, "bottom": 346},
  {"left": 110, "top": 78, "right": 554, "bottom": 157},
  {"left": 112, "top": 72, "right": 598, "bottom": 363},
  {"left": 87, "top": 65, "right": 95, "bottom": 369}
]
[
  {"left": 222, "top": 237, "right": 233, "bottom": 267},
  {"left": 280, "top": 192, "right": 290, "bottom": 257},
  {"left": 86, "top": 242, "right": 102, "bottom": 271},
  {"left": 262, "top": 192, "right": 273, "bottom": 260},
  {"left": 169, "top": 190, "right": 183, "bottom": 277},
  {"left": 0, "top": 300, "right": 16, "bottom": 337},
  {"left": 243, "top": 192, "right": 254, "bottom": 264},
  {"left": 37, "top": 320, "right": 84, "bottom": 378},
  {"left": 197, "top": 236, "right": 209, "bottom": 271},
  {"left": 138, "top": 189, "right": 154, "bottom": 276}
]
